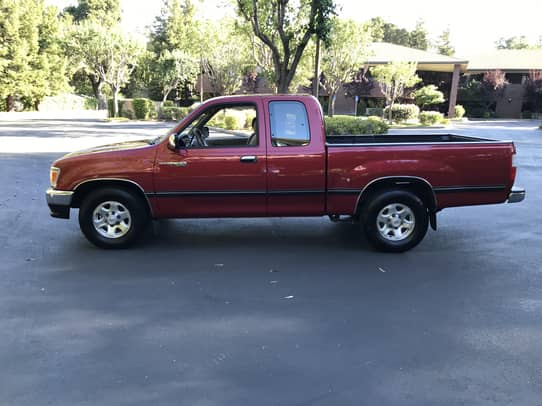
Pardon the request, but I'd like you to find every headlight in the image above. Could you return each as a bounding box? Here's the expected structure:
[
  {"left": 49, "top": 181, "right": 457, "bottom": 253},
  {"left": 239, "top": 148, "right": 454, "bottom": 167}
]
[{"left": 50, "top": 167, "right": 60, "bottom": 188}]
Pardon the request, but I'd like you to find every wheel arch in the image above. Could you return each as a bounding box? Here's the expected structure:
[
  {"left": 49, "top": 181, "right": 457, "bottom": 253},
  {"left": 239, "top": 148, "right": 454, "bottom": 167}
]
[
  {"left": 71, "top": 178, "right": 153, "bottom": 217},
  {"left": 355, "top": 176, "right": 437, "bottom": 217}
]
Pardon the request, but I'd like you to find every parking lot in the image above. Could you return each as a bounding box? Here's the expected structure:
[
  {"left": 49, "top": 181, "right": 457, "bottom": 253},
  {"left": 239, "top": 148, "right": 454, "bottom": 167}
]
[{"left": 0, "top": 116, "right": 541, "bottom": 405}]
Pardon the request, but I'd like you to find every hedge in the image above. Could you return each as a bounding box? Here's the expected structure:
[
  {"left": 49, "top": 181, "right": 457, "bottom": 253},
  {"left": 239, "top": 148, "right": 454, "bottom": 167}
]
[
  {"left": 419, "top": 111, "right": 444, "bottom": 126},
  {"left": 325, "top": 115, "right": 389, "bottom": 135},
  {"left": 161, "top": 106, "right": 192, "bottom": 121},
  {"left": 133, "top": 98, "right": 156, "bottom": 120},
  {"left": 383, "top": 104, "right": 420, "bottom": 123}
]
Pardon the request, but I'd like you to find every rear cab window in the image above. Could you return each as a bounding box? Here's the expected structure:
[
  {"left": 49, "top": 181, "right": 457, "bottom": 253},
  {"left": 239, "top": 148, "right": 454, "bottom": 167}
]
[{"left": 269, "top": 101, "right": 310, "bottom": 147}]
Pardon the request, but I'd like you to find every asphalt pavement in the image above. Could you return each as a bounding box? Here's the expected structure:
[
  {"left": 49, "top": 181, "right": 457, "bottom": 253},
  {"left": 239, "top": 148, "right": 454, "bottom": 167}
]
[{"left": 0, "top": 116, "right": 541, "bottom": 405}]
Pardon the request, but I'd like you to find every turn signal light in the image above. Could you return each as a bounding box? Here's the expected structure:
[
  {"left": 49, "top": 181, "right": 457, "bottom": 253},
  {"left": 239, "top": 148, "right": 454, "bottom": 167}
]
[{"left": 50, "top": 167, "right": 60, "bottom": 188}]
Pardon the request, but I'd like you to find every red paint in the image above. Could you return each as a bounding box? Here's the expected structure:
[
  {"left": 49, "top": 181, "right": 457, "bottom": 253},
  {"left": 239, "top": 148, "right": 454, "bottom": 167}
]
[{"left": 52, "top": 95, "right": 519, "bottom": 219}]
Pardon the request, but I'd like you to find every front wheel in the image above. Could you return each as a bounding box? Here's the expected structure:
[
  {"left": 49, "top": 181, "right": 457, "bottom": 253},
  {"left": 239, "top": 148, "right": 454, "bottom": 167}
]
[
  {"left": 361, "top": 190, "right": 428, "bottom": 253},
  {"left": 78, "top": 188, "right": 149, "bottom": 249}
]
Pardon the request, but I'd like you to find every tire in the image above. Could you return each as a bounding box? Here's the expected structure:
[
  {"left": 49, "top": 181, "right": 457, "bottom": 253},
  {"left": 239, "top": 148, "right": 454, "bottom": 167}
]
[
  {"left": 78, "top": 187, "right": 149, "bottom": 249},
  {"left": 361, "top": 189, "right": 428, "bottom": 253}
]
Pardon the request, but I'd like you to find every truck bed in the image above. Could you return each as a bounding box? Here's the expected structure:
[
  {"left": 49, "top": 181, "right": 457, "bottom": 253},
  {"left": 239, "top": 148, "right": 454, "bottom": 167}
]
[{"left": 326, "top": 134, "right": 505, "bottom": 146}]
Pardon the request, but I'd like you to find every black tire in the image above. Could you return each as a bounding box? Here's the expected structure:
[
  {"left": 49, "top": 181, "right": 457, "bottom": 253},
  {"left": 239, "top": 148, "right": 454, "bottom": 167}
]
[
  {"left": 78, "top": 187, "right": 149, "bottom": 249},
  {"left": 361, "top": 189, "right": 428, "bottom": 253}
]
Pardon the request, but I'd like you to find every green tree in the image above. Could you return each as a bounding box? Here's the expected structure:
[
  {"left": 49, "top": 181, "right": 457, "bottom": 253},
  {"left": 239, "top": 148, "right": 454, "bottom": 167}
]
[
  {"left": 237, "top": 0, "right": 336, "bottom": 93},
  {"left": 154, "top": 50, "right": 198, "bottom": 101},
  {"left": 0, "top": 0, "right": 69, "bottom": 111},
  {"left": 435, "top": 28, "right": 455, "bottom": 56},
  {"left": 409, "top": 20, "right": 429, "bottom": 50},
  {"left": 98, "top": 30, "right": 142, "bottom": 117},
  {"left": 320, "top": 18, "right": 369, "bottom": 116},
  {"left": 64, "top": 0, "right": 122, "bottom": 108},
  {"left": 147, "top": 0, "right": 201, "bottom": 101},
  {"left": 371, "top": 62, "right": 421, "bottom": 123},
  {"left": 413, "top": 85, "right": 445, "bottom": 110},
  {"left": 201, "top": 19, "right": 251, "bottom": 96},
  {"left": 495, "top": 36, "right": 530, "bottom": 50},
  {"left": 63, "top": 0, "right": 120, "bottom": 27}
]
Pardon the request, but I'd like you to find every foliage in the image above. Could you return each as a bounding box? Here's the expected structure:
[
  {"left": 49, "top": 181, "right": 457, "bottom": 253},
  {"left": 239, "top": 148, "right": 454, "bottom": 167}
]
[
  {"left": 147, "top": 0, "right": 200, "bottom": 101},
  {"left": 320, "top": 18, "right": 370, "bottom": 116},
  {"left": 63, "top": 0, "right": 121, "bottom": 27},
  {"left": 364, "top": 17, "right": 429, "bottom": 50},
  {"left": 38, "top": 93, "right": 97, "bottom": 111},
  {"left": 201, "top": 19, "right": 251, "bottom": 96},
  {"left": 383, "top": 104, "right": 420, "bottom": 123},
  {"left": 483, "top": 70, "right": 508, "bottom": 91},
  {"left": 435, "top": 28, "right": 455, "bottom": 56},
  {"left": 413, "top": 85, "right": 445, "bottom": 110},
  {"left": 495, "top": 36, "right": 531, "bottom": 50},
  {"left": 419, "top": 111, "right": 444, "bottom": 126},
  {"left": 365, "top": 107, "right": 384, "bottom": 117},
  {"left": 162, "top": 100, "right": 175, "bottom": 107},
  {"left": 237, "top": 0, "right": 337, "bottom": 93},
  {"left": 132, "top": 98, "right": 156, "bottom": 120},
  {"left": 0, "top": 0, "right": 70, "bottom": 111},
  {"left": 524, "top": 70, "right": 542, "bottom": 113},
  {"left": 371, "top": 62, "right": 421, "bottom": 123},
  {"left": 325, "top": 115, "right": 388, "bottom": 135},
  {"left": 224, "top": 115, "right": 241, "bottom": 130},
  {"left": 161, "top": 106, "right": 192, "bottom": 120},
  {"left": 454, "top": 104, "right": 465, "bottom": 119}
]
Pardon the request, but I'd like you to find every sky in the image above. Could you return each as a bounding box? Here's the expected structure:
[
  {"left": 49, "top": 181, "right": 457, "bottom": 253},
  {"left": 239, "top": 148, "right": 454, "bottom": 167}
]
[{"left": 47, "top": 0, "right": 542, "bottom": 56}]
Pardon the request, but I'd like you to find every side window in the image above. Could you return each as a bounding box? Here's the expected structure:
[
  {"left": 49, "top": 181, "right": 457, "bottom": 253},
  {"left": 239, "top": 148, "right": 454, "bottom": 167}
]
[
  {"left": 179, "top": 104, "right": 258, "bottom": 148},
  {"left": 269, "top": 101, "right": 310, "bottom": 147}
]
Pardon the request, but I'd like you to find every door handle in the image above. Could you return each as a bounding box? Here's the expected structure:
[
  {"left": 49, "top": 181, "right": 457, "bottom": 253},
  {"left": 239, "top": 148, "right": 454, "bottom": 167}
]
[
  {"left": 158, "top": 161, "right": 188, "bottom": 167},
  {"left": 240, "top": 155, "right": 257, "bottom": 163}
]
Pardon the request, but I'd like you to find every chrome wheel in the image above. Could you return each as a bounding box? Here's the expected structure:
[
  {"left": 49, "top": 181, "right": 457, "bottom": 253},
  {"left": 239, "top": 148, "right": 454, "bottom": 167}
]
[
  {"left": 376, "top": 203, "right": 415, "bottom": 242},
  {"left": 92, "top": 201, "right": 132, "bottom": 239}
]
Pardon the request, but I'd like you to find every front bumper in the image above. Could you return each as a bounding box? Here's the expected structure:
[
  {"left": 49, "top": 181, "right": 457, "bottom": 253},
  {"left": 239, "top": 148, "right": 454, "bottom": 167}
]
[
  {"left": 507, "top": 186, "right": 525, "bottom": 203},
  {"left": 46, "top": 188, "right": 73, "bottom": 219}
]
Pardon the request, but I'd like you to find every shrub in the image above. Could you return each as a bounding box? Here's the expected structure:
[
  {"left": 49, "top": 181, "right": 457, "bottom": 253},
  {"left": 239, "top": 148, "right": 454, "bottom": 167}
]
[
  {"left": 245, "top": 112, "right": 257, "bottom": 129},
  {"left": 107, "top": 98, "right": 127, "bottom": 117},
  {"left": 132, "top": 98, "right": 156, "bottom": 120},
  {"left": 383, "top": 104, "right": 420, "bottom": 123},
  {"left": 419, "top": 111, "right": 444, "bottom": 126},
  {"left": 365, "top": 107, "right": 384, "bottom": 117},
  {"left": 325, "top": 115, "right": 388, "bottom": 135},
  {"left": 162, "top": 100, "right": 174, "bottom": 108},
  {"left": 161, "top": 106, "right": 191, "bottom": 121},
  {"left": 413, "top": 85, "right": 445, "bottom": 109},
  {"left": 224, "top": 115, "right": 241, "bottom": 130},
  {"left": 454, "top": 104, "right": 465, "bottom": 119},
  {"left": 84, "top": 97, "right": 98, "bottom": 110}
]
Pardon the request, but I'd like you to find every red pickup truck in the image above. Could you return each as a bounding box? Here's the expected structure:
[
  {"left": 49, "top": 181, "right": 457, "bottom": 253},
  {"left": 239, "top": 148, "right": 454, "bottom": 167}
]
[{"left": 46, "top": 94, "right": 525, "bottom": 252}]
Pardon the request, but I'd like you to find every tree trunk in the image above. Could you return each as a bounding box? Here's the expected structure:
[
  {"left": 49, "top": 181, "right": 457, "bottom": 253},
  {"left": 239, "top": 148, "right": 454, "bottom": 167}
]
[
  {"left": 388, "top": 102, "right": 394, "bottom": 124},
  {"left": 6, "top": 95, "right": 15, "bottom": 112},
  {"left": 89, "top": 75, "right": 106, "bottom": 110},
  {"left": 112, "top": 88, "right": 119, "bottom": 118},
  {"left": 327, "top": 92, "right": 336, "bottom": 117},
  {"left": 313, "top": 39, "right": 321, "bottom": 98}
]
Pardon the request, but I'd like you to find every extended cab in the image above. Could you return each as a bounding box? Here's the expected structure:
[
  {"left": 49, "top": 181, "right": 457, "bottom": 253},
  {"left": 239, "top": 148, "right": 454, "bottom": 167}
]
[{"left": 46, "top": 94, "right": 525, "bottom": 252}]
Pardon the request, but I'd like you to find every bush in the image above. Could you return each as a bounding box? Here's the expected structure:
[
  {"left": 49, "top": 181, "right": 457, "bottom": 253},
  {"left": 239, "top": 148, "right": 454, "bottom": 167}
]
[
  {"left": 161, "top": 106, "right": 191, "bottom": 121},
  {"left": 413, "top": 85, "right": 445, "bottom": 109},
  {"left": 454, "top": 104, "right": 465, "bottom": 119},
  {"left": 224, "top": 115, "right": 241, "bottom": 130},
  {"left": 325, "top": 115, "right": 389, "bottom": 135},
  {"left": 419, "top": 111, "right": 444, "bottom": 126},
  {"left": 83, "top": 97, "right": 97, "bottom": 110},
  {"left": 365, "top": 107, "right": 384, "bottom": 117},
  {"left": 132, "top": 98, "right": 156, "bottom": 120},
  {"left": 107, "top": 98, "right": 127, "bottom": 117},
  {"left": 383, "top": 104, "right": 420, "bottom": 123},
  {"left": 162, "top": 100, "right": 174, "bottom": 108}
]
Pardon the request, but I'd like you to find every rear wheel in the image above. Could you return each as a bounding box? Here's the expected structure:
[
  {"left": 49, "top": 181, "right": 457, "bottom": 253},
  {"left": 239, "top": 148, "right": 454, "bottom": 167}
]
[
  {"left": 362, "top": 190, "right": 428, "bottom": 253},
  {"left": 78, "top": 188, "right": 149, "bottom": 249}
]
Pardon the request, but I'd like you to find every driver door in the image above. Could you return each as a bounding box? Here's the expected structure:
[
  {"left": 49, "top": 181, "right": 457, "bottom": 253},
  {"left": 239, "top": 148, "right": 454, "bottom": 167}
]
[{"left": 154, "top": 102, "right": 267, "bottom": 218}]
